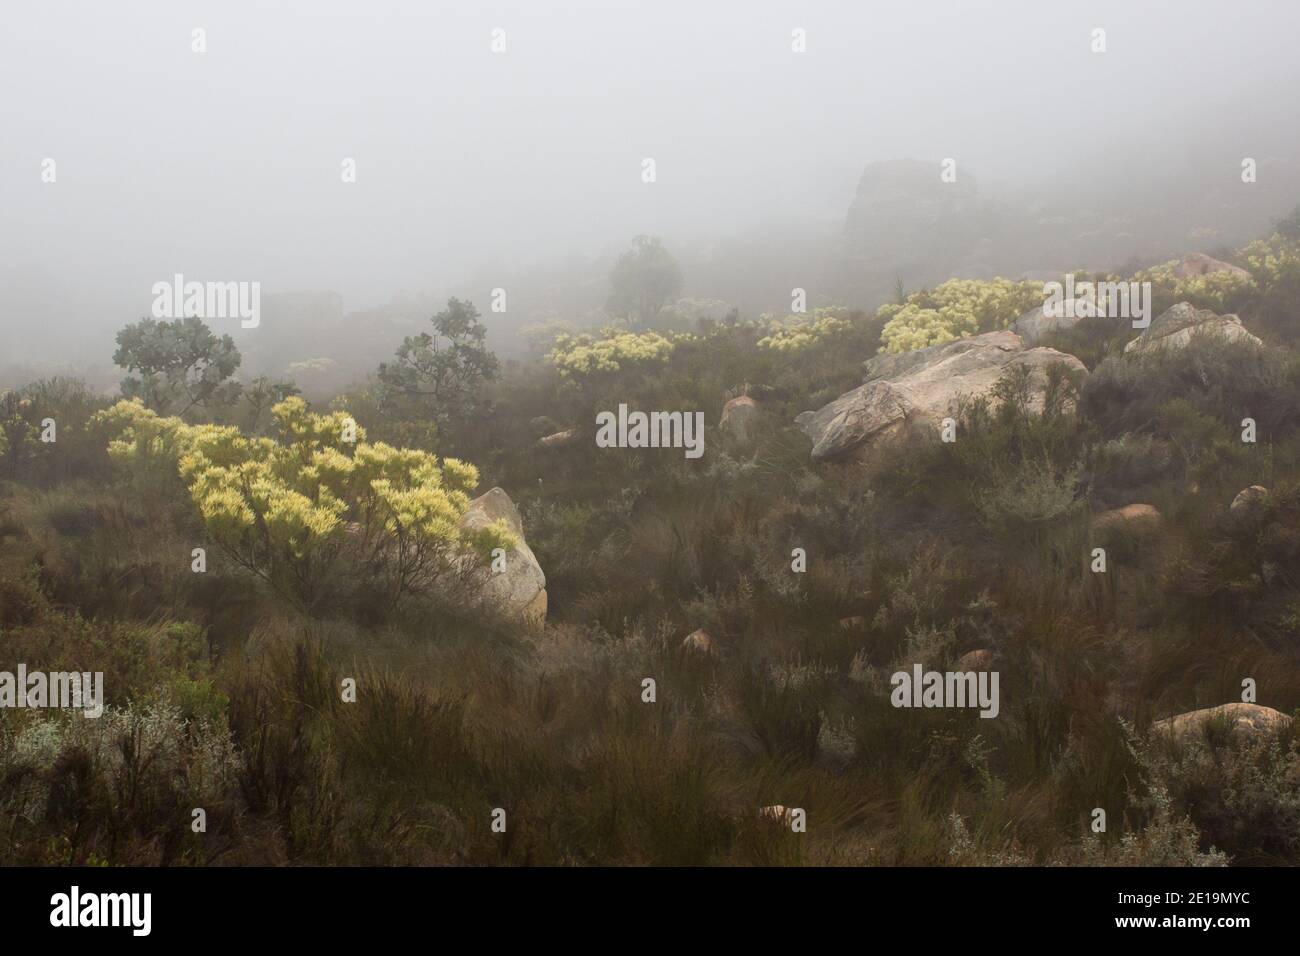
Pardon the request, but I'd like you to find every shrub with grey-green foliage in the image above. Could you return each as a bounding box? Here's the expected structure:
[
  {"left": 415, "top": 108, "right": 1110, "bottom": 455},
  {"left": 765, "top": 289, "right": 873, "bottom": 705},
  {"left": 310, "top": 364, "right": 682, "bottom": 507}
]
[
  {"left": 1, "top": 697, "right": 240, "bottom": 852},
  {"left": 974, "top": 458, "right": 1085, "bottom": 533},
  {"left": 1147, "top": 723, "right": 1300, "bottom": 864}
]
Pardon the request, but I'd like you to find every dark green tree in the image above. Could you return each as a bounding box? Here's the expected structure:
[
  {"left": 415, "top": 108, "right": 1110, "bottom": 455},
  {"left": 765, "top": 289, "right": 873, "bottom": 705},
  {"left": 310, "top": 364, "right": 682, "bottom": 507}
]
[{"left": 375, "top": 298, "right": 499, "bottom": 431}]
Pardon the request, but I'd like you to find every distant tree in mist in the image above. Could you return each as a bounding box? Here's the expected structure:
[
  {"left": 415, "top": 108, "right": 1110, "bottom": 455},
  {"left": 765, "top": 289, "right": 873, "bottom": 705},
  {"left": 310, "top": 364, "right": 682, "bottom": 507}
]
[
  {"left": 112, "top": 316, "right": 242, "bottom": 416},
  {"left": 1277, "top": 204, "right": 1300, "bottom": 242},
  {"left": 606, "top": 235, "right": 684, "bottom": 327},
  {"left": 375, "top": 297, "right": 499, "bottom": 432},
  {"left": 242, "top": 375, "right": 301, "bottom": 433}
]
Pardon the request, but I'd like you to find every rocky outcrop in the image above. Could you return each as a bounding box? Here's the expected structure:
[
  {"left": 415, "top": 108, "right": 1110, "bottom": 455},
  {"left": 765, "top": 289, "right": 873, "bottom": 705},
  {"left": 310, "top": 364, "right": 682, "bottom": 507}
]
[
  {"left": 719, "top": 395, "right": 760, "bottom": 442},
  {"left": 457, "top": 488, "right": 547, "bottom": 626},
  {"left": 845, "top": 160, "right": 981, "bottom": 264},
  {"left": 1124, "top": 302, "right": 1261, "bottom": 354},
  {"left": 796, "top": 330, "right": 1085, "bottom": 461},
  {"left": 1152, "top": 703, "right": 1291, "bottom": 745},
  {"left": 1169, "top": 253, "right": 1251, "bottom": 281},
  {"left": 841, "top": 160, "right": 989, "bottom": 301}
]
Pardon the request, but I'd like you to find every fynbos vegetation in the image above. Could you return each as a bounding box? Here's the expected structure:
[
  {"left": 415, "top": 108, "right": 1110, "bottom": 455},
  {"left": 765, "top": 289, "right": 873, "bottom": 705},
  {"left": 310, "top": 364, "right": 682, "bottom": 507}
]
[{"left": 3, "top": 5, "right": 1299, "bottom": 889}]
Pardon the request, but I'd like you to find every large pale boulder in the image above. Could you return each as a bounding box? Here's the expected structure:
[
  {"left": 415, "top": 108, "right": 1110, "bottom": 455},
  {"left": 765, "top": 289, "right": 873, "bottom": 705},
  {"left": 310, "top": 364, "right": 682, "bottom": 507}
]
[
  {"left": 1152, "top": 703, "right": 1291, "bottom": 745},
  {"left": 1169, "top": 253, "right": 1251, "bottom": 281},
  {"left": 1124, "top": 302, "right": 1261, "bottom": 354},
  {"left": 1011, "top": 300, "right": 1092, "bottom": 345},
  {"left": 795, "top": 380, "right": 913, "bottom": 461},
  {"left": 796, "top": 330, "right": 1085, "bottom": 461},
  {"left": 457, "top": 488, "right": 547, "bottom": 626}
]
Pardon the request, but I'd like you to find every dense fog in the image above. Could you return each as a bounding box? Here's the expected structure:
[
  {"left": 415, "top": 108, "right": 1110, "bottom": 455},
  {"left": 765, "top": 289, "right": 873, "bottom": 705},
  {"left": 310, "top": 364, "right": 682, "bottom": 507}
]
[{"left": 4, "top": 0, "right": 1299, "bottom": 379}]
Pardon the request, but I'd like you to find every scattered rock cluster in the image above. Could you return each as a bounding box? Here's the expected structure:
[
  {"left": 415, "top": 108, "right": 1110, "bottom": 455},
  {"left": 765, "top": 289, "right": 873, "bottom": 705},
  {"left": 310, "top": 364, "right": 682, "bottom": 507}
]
[{"left": 797, "top": 301, "right": 1262, "bottom": 463}]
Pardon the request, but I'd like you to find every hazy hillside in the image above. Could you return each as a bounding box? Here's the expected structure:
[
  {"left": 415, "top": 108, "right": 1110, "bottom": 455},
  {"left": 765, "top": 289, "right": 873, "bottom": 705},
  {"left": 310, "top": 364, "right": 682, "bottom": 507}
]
[{"left": 3, "top": 1, "right": 1300, "bottom": 892}]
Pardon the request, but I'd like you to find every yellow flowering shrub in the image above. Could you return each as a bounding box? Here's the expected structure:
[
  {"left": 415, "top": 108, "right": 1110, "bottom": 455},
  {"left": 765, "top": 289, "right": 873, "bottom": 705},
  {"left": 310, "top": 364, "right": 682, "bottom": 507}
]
[
  {"left": 877, "top": 278, "right": 1043, "bottom": 354},
  {"left": 1239, "top": 234, "right": 1300, "bottom": 289},
  {"left": 1135, "top": 260, "right": 1256, "bottom": 314},
  {"left": 0, "top": 390, "right": 61, "bottom": 478},
  {"left": 94, "top": 397, "right": 513, "bottom": 608},
  {"left": 0, "top": 391, "right": 40, "bottom": 469},
  {"left": 546, "top": 327, "right": 677, "bottom": 377},
  {"left": 757, "top": 308, "right": 854, "bottom": 352}
]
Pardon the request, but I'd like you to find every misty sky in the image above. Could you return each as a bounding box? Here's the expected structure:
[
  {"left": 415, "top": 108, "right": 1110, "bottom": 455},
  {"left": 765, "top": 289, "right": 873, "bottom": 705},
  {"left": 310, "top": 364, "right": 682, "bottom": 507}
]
[{"left": 3, "top": 0, "right": 1300, "bottom": 367}]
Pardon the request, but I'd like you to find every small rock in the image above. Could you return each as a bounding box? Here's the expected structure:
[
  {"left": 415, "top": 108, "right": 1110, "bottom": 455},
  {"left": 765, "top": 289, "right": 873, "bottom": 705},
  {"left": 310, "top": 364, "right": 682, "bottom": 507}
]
[
  {"left": 955, "top": 648, "right": 994, "bottom": 671},
  {"left": 1093, "top": 503, "right": 1161, "bottom": 532},
  {"left": 537, "top": 428, "right": 578, "bottom": 449},
  {"left": 682, "top": 629, "right": 715, "bottom": 654},
  {"left": 1230, "top": 485, "right": 1268, "bottom": 513},
  {"left": 719, "top": 395, "right": 761, "bottom": 442}
]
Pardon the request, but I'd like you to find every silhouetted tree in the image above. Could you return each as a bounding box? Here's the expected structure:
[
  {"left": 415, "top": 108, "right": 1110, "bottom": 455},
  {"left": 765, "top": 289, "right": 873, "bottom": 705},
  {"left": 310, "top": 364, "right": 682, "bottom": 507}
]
[
  {"left": 606, "top": 235, "right": 684, "bottom": 327},
  {"left": 375, "top": 298, "right": 499, "bottom": 432}
]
